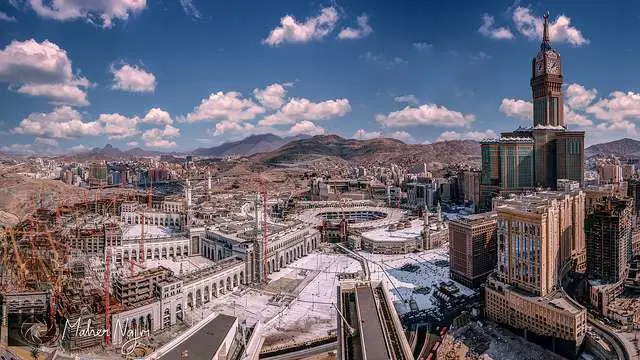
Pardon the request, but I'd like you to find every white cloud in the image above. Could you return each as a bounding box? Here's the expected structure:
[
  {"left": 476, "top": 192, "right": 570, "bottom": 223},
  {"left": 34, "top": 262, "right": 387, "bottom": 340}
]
[
  {"left": 24, "top": 0, "right": 147, "bottom": 28},
  {"left": 478, "top": 14, "right": 514, "bottom": 40},
  {"left": 209, "top": 120, "right": 258, "bottom": 136},
  {"left": 352, "top": 129, "right": 382, "bottom": 140},
  {"left": 70, "top": 144, "right": 88, "bottom": 152},
  {"left": 259, "top": 98, "right": 351, "bottom": 126},
  {"left": 263, "top": 7, "right": 338, "bottom": 46},
  {"left": 142, "top": 124, "right": 180, "bottom": 148},
  {"left": 288, "top": 120, "right": 325, "bottom": 136},
  {"left": 394, "top": 94, "right": 419, "bottom": 105},
  {"left": 0, "top": 39, "right": 91, "bottom": 106},
  {"left": 34, "top": 137, "right": 58, "bottom": 147},
  {"left": 360, "top": 52, "right": 407, "bottom": 67},
  {"left": 15, "top": 82, "right": 89, "bottom": 106},
  {"left": 564, "top": 105, "right": 592, "bottom": 126},
  {"left": 512, "top": 7, "right": 589, "bottom": 46},
  {"left": 388, "top": 130, "right": 416, "bottom": 143},
  {"left": 376, "top": 104, "right": 475, "bottom": 128},
  {"left": 126, "top": 141, "right": 138, "bottom": 147},
  {"left": 13, "top": 106, "right": 102, "bottom": 138},
  {"left": 338, "top": 14, "right": 372, "bottom": 40},
  {"left": 184, "top": 91, "right": 265, "bottom": 123},
  {"left": 436, "top": 129, "right": 498, "bottom": 142},
  {"left": 0, "top": 11, "right": 17, "bottom": 22},
  {"left": 412, "top": 42, "right": 432, "bottom": 51},
  {"left": 142, "top": 108, "right": 172, "bottom": 125},
  {"left": 566, "top": 83, "right": 597, "bottom": 110},
  {"left": 586, "top": 91, "right": 640, "bottom": 122},
  {"left": 594, "top": 120, "right": 637, "bottom": 137},
  {"left": 98, "top": 113, "right": 140, "bottom": 139},
  {"left": 1, "top": 143, "right": 33, "bottom": 154},
  {"left": 179, "top": 0, "right": 201, "bottom": 19},
  {"left": 499, "top": 98, "right": 532, "bottom": 120},
  {"left": 111, "top": 64, "right": 156, "bottom": 92},
  {"left": 253, "top": 83, "right": 290, "bottom": 109}
]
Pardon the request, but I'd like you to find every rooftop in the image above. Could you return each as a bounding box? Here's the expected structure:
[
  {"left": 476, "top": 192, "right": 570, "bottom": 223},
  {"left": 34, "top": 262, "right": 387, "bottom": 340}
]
[
  {"left": 122, "top": 224, "right": 177, "bottom": 240},
  {"left": 157, "top": 314, "right": 237, "bottom": 360},
  {"left": 361, "top": 219, "right": 423, "bottom": 243}
]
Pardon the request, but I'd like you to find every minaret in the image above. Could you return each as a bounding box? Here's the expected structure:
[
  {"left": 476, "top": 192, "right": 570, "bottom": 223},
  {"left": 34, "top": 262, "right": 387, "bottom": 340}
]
[
  {"left": 185, "top": 178, "right": 192, "bottom": 208},
  {"left": 437, "top": 202, "right": 442, "bottom": 222},
  {"left": 207, "top": 171, "right": 212, "bottom": 194},
  {"left": 423, "top": 206, "right": 431, "bottom": 248}
]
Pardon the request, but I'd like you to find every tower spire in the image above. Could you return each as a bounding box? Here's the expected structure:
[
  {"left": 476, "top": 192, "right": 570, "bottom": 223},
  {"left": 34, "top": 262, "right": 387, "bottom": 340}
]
[{"left": 542, "top": 12, "right": 550, "bottom": 47}]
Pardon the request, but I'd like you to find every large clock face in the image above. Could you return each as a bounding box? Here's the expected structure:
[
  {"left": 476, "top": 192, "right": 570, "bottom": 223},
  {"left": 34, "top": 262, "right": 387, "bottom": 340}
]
[
  {"left": 534, "top": 52, "right": 544, "bottom": 76},
  {"left": 546, "top": 58, "right": 560, "bottom": 74},
  {"left": 535, "top": 60, "right": 544, "bottom": 76}
]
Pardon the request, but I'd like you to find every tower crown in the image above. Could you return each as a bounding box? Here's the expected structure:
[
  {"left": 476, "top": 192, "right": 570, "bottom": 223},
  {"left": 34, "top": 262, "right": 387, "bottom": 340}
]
[{"left": 541, "top": 12, "right": 551, "bottom": 51}]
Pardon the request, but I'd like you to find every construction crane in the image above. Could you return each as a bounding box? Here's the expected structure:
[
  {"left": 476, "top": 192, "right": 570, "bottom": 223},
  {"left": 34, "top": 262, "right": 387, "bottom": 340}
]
[
  {"left": 104, "top": 244, "right": 112, "bottom": 347},
  {"left": 124, "top": 259, "right": 146, "bottom": 277}
]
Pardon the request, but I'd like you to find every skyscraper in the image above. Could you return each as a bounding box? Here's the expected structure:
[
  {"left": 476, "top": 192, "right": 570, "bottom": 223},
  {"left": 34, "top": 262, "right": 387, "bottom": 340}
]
[
  {"left": 480, "top": 13, "right": 585, "bottom": 211},
  {"left": 449, "top": 212, "right": 498, "bottom": 288},
  {"left": 485, "top": 193, "right": 586, "bottom": 358},
  {"left": 586, "top": 197, "right": 633, "bottom": 284}
]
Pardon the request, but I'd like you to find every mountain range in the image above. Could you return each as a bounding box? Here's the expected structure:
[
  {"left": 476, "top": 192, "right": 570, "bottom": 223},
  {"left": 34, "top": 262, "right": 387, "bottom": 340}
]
[
  {"left": 253, "top": 134, "right": 482, "bottom": 168},
  {"left": 192, "top": 134, "right": 309, "bottom": 157},
  {"left": 46, "top": 135, "right": 640, "bottom": 164},
  {"left": 585, "top": 138, "right": 640, "bottom": 158}
]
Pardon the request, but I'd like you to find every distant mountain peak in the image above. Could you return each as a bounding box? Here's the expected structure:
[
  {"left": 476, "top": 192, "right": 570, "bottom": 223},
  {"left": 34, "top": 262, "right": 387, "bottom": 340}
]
[
  {"left": 191, "top": 133, "right": 311, "bottom": 157},
  {"left": 586, "top": 138, "right": 640, "bottom": 158}
]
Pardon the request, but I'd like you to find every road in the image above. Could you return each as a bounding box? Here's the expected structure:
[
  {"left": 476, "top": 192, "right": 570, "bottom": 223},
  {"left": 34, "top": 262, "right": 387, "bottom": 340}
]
[
  {"left": 588, "top": 315, "right": 630, "bottom": 360},
  {"left": 260, "top": 341, "right": 337, "bottom": 360}
]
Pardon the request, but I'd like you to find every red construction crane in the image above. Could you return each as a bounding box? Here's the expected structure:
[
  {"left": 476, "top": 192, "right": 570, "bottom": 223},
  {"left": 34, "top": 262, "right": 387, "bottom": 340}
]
[
  {"left": 125, "top": 259, "right": 146, "bottom": 277},
  {"left": 104, "top": 245, "right": 112, "bottom": 347}
]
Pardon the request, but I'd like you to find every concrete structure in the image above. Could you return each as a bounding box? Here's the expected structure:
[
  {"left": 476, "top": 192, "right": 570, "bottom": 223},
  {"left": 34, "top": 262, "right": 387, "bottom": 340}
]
[
  {"left": 586, "top": 197, "right": 633, "bottom": 284},
  {"left": 597, "top": 162, "right": 623, "bottom": 184},
  {"left": 449, "top": 212, "right": 498, "bottom": 288},
  {"left": 461, "top": 169, "right": 481, "bottom": 206},
  {"left": 152, "top": 313, "right": 262, "bottom": 360},
  {"left": 479, "top": 13, "right": 584, "bottom": 211},
  {"left": 336, "top": 280, "right": 413, "bottom": 360}
]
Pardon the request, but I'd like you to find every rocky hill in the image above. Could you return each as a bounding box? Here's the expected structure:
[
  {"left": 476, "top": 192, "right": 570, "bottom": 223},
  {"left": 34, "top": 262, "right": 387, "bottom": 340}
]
[
  {"left": 585, "top": 138, "right": 640, "bottom": 158},
  {"left": 253, "top": 135, "right": 481, "bottom": 170},
  {"left": 192, "top": 134, "right": 310, "bottom": 157}
]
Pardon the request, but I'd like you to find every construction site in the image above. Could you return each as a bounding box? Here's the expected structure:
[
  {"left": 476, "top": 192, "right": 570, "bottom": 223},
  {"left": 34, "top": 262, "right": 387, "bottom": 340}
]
[{"left": 0, "top": 170, "right": 484, "bottom": 360}]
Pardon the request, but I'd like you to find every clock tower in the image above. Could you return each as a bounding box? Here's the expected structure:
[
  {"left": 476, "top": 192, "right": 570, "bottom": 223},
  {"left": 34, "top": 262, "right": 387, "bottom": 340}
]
[{"left": 530, "top": 13, "right": 564, "bottom": 128}]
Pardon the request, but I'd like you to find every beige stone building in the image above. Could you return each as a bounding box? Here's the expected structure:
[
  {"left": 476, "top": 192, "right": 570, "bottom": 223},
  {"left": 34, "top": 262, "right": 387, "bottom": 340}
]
[{"left": 485, "top": 194, "right": 586, "bottom": 358}]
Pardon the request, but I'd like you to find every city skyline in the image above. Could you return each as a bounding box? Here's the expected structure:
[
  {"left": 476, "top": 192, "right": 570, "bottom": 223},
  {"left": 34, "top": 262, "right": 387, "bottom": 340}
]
[{"left": 1, "top": 1, "right": 640, "bottom": 153}]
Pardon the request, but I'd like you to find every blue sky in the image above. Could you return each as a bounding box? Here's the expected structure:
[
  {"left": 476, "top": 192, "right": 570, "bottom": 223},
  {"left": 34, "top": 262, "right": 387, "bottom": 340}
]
[{"left": 1, "top": 0, "right": 640, "bottom": 153}]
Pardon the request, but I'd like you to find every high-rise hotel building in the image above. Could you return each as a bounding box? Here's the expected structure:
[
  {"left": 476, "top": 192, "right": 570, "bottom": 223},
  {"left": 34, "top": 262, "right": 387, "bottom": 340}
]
[
  {"left": 485, "top": 192, "right": 586, "bottom": 358},
  {"left": 479, "top": 13, "right": 585, "bottom": 211}
]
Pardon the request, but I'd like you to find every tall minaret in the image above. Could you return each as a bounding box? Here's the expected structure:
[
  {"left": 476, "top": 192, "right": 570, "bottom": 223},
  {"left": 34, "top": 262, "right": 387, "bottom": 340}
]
[
  {"left": 207, "top": 171, "right": 212, "bottom": 194},
  {"left": 437, "top": 202, "right": 442, "bottom": 222},
  {"left": 185, "top": 178, "right": 192, "bottom": 207}
]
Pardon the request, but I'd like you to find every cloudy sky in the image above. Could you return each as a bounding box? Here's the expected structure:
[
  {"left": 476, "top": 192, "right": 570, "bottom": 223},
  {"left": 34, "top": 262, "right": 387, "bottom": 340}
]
[{"left": 1, "top": 0, "right": 639, "bottom": 153}]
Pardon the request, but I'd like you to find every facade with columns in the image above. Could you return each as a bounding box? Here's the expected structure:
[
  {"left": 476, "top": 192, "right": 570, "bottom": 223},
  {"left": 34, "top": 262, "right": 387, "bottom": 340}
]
[{"left": 203, "top": 223, "right": 321, "bottom": 283}]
